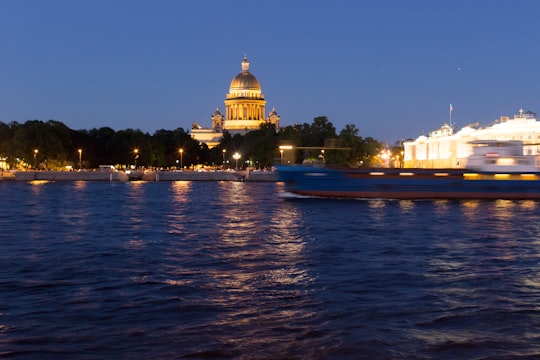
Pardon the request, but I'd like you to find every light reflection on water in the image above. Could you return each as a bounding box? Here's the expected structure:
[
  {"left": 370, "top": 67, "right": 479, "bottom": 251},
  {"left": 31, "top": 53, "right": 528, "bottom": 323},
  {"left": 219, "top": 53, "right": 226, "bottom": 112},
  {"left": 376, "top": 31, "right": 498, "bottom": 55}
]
[
  {"left": 1, "top": 182, "right": 540, "bottom": 358},
  {"left": 159, "top": 181, "right": 322, "bottom": 357},
  {"left": 167, "top": 181, "right": 193, "bottom": 237},
  {"left": 397, "top": 199, "right": 416, "bottom": 212}
]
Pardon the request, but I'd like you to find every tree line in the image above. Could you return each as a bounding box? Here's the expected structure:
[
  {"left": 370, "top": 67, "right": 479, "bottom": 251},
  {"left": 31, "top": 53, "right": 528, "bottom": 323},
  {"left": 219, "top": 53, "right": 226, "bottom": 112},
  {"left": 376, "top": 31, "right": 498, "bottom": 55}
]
[{"left": 0, "top": 116, "right": 395, "bottom": 170}]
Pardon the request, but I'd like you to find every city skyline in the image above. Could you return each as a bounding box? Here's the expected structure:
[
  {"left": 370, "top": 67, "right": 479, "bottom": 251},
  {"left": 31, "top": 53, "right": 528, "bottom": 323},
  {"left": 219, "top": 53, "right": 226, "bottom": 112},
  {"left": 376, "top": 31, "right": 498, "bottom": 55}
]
[{"left": 1, "top": 0, "right": 539, "bottom": 143}]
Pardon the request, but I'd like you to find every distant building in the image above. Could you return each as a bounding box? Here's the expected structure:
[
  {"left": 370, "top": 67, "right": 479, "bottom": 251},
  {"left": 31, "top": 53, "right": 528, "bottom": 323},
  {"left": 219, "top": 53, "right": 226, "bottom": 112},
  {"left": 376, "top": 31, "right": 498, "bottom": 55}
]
[
  {"left": 191, "top": 56, "right": 280, "bottom": 148},
  {"left": 404, "top": 108, "right": 540, "bottom": 168}
]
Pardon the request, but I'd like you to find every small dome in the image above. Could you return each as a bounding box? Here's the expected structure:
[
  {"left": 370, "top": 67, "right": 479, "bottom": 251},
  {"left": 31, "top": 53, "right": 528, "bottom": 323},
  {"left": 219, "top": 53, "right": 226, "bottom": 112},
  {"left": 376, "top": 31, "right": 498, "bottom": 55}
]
[{"left": 229, "top": 56, "right": 261, "bottom": 91}]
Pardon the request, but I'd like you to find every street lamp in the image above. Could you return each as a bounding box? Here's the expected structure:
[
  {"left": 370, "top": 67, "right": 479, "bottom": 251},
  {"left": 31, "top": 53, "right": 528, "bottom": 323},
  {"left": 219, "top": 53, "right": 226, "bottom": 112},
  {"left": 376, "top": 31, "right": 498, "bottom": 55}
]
[
  {"left": 179, "top": 148, "right": 184, "bottom": 169},
  {"left": 134, "top": 149, "right": 139, "bottom": 169},
  {"left": 222, "top": 149, "right": 226, "bottom": 169},
  {"left": 78, "top": 149, "right": 82, "bottom": 170},
  {"left": 34, "top": 149, "right": 38, "bottom": 169},
  {"left": 279, "top": 145, "right": 293, "bottom": 165},
  {"left": 233, "top": 152, "right": 241, "bottom": 170}
]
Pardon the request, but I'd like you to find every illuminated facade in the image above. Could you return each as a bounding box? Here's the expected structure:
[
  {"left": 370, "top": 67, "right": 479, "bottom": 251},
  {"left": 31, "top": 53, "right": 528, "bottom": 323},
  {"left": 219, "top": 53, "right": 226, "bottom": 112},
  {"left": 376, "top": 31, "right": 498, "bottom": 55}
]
[
  {"left": 404, "top": 109, "right": 540, "bottom": 168},
  {"left": 191, "top": 56, "right": 280, "bottom": 148}
]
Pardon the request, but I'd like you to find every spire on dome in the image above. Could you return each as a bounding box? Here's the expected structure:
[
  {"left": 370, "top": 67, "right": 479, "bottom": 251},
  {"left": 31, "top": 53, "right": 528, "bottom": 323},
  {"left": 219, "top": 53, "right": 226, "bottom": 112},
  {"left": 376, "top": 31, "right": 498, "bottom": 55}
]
[
  {"left": 212, "top": 107, "right": 223, "bottom": 116},
  {"left": 268, "top": 106, "right": 279, "bottom": 118},
  {"left": 241, "top": 55, "right": 250, "bottom": 72}
]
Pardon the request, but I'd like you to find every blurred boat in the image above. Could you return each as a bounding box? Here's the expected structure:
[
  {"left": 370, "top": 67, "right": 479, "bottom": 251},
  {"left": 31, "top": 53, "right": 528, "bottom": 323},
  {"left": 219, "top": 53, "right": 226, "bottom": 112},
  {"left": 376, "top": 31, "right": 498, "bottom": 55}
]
[{"left": 277, "top": 140, "right": 540, "bottom": 200}]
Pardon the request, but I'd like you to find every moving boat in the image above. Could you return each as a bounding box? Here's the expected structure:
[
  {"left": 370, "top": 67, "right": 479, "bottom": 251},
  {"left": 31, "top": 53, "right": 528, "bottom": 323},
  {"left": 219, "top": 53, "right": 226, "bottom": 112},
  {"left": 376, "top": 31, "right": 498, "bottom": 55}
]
[{"left": 277, "top": 140, "right": 540, "bottom": 200}]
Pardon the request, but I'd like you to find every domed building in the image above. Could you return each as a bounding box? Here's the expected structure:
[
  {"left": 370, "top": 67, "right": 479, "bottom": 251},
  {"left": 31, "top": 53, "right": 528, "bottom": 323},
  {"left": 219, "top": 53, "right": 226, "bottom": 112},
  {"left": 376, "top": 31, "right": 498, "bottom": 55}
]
[
  {"left": 191, "top": 56, "right": 280, "bottom": 148},
  {"left": 403, "top": 108, "right": 540, "bottom": 168}
]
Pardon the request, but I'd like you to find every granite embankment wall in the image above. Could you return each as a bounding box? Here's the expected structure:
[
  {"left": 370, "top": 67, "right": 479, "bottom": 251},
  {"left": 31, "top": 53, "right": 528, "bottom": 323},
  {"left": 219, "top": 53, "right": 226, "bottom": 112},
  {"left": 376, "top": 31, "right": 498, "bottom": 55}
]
[
  {"left": 2, "top": 170, "right": 278, "bottom": 182},
  {"left": 143, "top": 170, "right": 277, "bottom": 182},
  {"left": 9, "top": 171, "right": 130, "bottom": 182}
]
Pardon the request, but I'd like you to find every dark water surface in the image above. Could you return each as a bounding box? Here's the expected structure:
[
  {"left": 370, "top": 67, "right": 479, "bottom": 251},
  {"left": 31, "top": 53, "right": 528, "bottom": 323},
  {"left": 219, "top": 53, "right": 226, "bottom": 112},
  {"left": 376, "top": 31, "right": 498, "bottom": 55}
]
[{"left": 1, "top": 180, "right": 540, "bottom": 359}]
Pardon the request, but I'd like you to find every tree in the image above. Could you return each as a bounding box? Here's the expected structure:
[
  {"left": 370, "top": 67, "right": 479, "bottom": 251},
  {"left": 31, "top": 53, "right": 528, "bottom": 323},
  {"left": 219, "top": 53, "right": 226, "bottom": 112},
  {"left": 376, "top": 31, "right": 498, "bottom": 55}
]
[
  {"left": 0, "top": 122, "right": 15, "bottom": 165},
  {"left": 108, "top": 128, "right": 151, "bottom": 167},
  {"left": 0, "top": 117, "right": 388, "bottom": 170},
  {"left": 84, "top": 127, "right": 116, "bottom": 167},
  {"left": 298, "top": 116, "right": 337, "bottom": 163},
  {"left": 278, "top": 124, "right": 303, "bottom": 164},
  {"left": 151, "top": 129, "right": 176, "bottom": 168},
  {"left": 12, "top": 120, "right": 69, "bottom": 168},
  {"left": 334, "top": 124, "right": 361, "bottom": 166},
  {"left": 242, "top": 122, "right": 279, "bottom": 168},
  {"left": 302, "top": 116, "right": 336, "bottom": 147},
  {"left": 358, "top": 137, "right": 383, "bottom": 167}
]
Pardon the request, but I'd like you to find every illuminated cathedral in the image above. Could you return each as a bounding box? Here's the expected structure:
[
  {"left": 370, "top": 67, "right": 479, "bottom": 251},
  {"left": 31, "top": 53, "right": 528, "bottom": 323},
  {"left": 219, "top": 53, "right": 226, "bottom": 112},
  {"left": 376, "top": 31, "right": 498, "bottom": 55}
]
[{"left": 191, "top": 56, "right": 280, "bottom": 148}]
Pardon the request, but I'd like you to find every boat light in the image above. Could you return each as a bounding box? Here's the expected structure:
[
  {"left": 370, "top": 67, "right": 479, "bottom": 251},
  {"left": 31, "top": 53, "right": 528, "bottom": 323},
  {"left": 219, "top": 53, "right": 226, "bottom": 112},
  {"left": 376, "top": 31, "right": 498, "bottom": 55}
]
[{"left": 496, "top": 158, "right": 515, "bottom": 166}]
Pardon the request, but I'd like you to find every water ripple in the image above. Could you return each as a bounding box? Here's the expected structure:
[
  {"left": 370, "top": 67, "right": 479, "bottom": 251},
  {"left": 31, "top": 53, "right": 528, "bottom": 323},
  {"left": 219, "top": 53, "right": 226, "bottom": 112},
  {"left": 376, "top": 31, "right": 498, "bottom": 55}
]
[{"left": 1, "top": 182, "right": 540, "bottom": 358}]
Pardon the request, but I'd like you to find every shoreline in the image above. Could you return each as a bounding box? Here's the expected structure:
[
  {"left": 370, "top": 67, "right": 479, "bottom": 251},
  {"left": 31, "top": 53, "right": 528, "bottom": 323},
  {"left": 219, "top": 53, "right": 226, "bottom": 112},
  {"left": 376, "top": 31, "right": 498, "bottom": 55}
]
[{"left": 0, "top": 170, "right": 278, "bottom": 182}]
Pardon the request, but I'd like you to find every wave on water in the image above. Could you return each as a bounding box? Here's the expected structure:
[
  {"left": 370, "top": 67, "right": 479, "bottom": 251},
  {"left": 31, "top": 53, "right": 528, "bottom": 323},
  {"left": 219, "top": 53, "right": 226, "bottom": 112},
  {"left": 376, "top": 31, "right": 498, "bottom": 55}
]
[{"left": 1, "top": 181, "right": 540, "bottom": 359}]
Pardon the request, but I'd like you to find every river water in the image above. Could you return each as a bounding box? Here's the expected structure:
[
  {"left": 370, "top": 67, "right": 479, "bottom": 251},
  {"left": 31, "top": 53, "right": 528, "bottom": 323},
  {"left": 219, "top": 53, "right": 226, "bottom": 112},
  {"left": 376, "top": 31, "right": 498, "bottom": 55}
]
[{"left": 1, "top": 180, "right": 540, "bottom": 359}]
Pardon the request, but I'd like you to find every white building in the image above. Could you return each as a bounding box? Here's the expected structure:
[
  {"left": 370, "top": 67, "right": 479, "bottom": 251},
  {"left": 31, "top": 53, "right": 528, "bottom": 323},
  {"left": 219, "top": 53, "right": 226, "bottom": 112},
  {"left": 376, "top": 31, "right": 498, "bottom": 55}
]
[{"left": 404, "top": 109, "right": 540, "bottom": 168}]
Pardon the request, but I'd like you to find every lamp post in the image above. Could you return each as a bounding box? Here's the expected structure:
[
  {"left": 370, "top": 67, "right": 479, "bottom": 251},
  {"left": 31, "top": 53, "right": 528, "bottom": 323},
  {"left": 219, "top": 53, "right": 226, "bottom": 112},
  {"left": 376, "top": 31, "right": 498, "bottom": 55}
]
[
  {"left": 134, "top": 149, "right": 139, "bottom": 169},
  {"left": 222, "top": 149, "right": 226, "bottom": 169},
  {"left": 78, "top": 149, "right": 82, "bottom": 170},
  {"left": 233, "top": 152, "right": 241, "bottom": 170},
  {"left": 279, "top": 145, "right": 293, "bottom": 165},
  {"left": 179, "top": 148, "right": 184, "bottom": 169},
  {"left": 34, "top": 149, "right": 38, "bottom": 169}
]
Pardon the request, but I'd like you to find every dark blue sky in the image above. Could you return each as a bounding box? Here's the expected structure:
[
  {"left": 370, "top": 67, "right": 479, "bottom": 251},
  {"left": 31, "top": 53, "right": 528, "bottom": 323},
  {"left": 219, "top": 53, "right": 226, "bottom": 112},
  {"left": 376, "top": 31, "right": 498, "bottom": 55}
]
[{"left": 1, "top": 0, "right": 538, "bottom": 143}]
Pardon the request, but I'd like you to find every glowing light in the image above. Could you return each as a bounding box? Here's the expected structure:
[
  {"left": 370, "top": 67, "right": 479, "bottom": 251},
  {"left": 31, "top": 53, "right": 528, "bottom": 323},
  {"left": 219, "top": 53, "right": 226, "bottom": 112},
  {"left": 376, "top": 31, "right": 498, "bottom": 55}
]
[
  {"left": 179, "top": 148, "right": 184, "bottom": 169},
  {"left": 497, "top": 158, "right": 515, "bottom": 166},
  {"left": 134, "top": 148, "right": 139, "bottom": 168},
  {"left": 233, "top": 152, "right": 241, "bottom": 170},
  {"left": 33, "top": 149, "right": 38, "bottom": 169}
]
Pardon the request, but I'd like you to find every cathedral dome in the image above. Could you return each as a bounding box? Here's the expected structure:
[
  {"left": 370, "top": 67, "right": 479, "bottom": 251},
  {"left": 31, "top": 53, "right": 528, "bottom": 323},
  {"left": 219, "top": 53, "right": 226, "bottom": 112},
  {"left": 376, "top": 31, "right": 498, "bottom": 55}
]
[
  {"left": 229, "top": 56, "right": 261, "bottom": 91},
  {"left": 230, "top": 72, "right": 261, "bottom": 90}
]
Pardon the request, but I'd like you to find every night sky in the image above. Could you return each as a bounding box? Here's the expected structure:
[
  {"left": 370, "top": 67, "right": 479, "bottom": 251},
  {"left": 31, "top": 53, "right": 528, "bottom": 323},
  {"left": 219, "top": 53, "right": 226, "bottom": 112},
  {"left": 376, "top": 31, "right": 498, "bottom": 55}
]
[{"left": 1, "top": 0, "right": 538, "bottom": 143}]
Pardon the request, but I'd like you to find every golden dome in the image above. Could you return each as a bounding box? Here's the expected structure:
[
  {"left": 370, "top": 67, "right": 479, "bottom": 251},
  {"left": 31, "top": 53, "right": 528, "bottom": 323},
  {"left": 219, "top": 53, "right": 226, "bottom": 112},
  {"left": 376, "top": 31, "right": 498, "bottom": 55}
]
[{"left": 229, "top": 56, "right": 261, "bottom": 91}]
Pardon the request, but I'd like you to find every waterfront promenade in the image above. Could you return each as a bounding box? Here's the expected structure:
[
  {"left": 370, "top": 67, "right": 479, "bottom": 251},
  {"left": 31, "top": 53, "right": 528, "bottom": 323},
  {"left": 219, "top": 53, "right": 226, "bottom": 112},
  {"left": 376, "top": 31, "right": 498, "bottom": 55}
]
[{"left": 0, "top": 169, "right": 278, "bottom": 182}]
